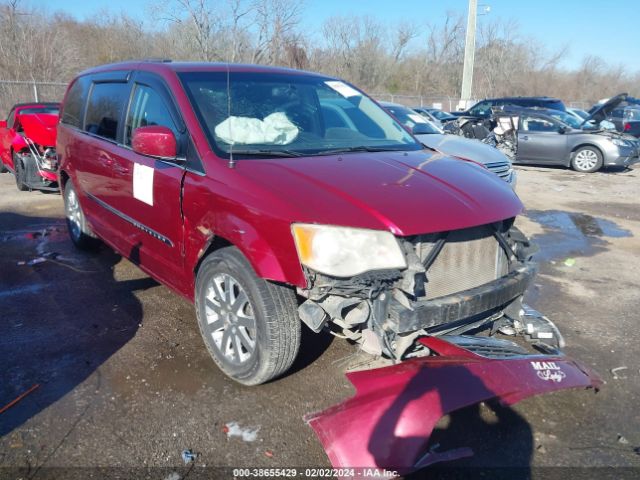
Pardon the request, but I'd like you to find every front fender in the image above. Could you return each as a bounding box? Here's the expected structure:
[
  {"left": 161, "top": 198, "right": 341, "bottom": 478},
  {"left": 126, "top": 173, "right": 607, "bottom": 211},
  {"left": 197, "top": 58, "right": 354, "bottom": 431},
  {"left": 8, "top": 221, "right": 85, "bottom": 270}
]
[
  {"left": 11, "top": 134, "right": 28, "bottom": 153},
  {"left": 183, "top": 173, "right": 306, "bottom": 300}
]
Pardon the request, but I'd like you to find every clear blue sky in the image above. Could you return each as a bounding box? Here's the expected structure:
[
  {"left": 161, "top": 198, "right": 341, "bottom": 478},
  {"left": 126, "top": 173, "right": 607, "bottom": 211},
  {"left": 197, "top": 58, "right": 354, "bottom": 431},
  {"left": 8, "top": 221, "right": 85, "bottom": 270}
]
[{"left": 36, "top": 0, "right": 640, "bottom": 71}]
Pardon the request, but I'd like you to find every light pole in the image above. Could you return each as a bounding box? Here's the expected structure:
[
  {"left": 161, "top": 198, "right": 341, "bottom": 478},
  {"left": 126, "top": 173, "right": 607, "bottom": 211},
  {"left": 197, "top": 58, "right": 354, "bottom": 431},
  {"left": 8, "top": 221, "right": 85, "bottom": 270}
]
[{"left": 459, "top": 0, "right": 490, "bottom": 110}]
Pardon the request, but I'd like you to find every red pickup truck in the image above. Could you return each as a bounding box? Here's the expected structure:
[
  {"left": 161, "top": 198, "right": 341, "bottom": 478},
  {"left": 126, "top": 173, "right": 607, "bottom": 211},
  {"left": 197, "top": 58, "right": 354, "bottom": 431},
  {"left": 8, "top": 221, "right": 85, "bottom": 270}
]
[{"left": 0, "top": 102, "right": 60, "bottom": 191}]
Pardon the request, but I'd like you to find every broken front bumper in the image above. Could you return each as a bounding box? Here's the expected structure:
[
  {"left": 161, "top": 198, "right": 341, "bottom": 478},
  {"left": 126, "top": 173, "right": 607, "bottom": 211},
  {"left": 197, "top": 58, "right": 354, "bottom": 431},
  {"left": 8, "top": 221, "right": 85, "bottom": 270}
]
[
  {"left": 389, "top": 264, "right": 535, "bottom": 332},
  {"left": 306, "top": 336, "right": 601, "bottom": 476}
]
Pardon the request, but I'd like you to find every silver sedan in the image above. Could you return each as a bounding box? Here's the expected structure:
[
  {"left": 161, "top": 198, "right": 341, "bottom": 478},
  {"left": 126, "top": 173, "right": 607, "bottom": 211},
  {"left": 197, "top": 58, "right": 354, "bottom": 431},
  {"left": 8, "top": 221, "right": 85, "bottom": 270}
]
[{"left": 512, "top": 109, "right": 639, "bottom": 173}]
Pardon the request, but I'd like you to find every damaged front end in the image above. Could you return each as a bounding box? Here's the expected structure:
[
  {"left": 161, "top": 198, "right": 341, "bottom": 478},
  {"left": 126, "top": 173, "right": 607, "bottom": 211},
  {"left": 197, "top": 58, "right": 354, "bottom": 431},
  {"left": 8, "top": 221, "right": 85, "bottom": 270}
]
[
  {"left": 298, "top": 219, "right": 559, "bottom": 358},
  {"left": 14, "top": 113, "right": 59, "bottom": 191},
  {"left": 298, "top": 220, "right": 601, "bottom": 473}
]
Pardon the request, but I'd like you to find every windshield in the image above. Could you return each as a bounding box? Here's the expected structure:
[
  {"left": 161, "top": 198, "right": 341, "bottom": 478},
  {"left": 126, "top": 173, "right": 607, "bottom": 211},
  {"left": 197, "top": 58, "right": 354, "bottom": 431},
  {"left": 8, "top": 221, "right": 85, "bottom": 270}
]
[
  {"left": 19, "top": 106, "right": 59, "bottom": 115},
  {"left": 428, "top": 109, "right": 452, "bottom": 121},
  {"left": 547, "top": 110, "right": 582, "bottom": 129},
  {"left": 570, "top": 108, "right": 588, "bottom": 119},
  {"left": 179, "top": 71, "right": 421, "bottom": 158},
  {"left": 382, "top": 105, "right": 442, "bottom": 134}
]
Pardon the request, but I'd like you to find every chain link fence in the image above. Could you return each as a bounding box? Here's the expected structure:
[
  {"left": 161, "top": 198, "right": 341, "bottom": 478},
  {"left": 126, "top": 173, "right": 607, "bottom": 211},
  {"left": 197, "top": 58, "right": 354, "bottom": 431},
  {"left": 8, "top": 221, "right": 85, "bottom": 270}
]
[
  {"left": 373, "top": 94, "right": 594, "bottom": 113},
  {"left": 0, "top": 79, "right": 593, "bottom": 118},
  {"left": 372, "top": 93, "right": 459, "bottom": 111},
  {"left": 0, "top": 80, "right": 68, "bottom": 117}
]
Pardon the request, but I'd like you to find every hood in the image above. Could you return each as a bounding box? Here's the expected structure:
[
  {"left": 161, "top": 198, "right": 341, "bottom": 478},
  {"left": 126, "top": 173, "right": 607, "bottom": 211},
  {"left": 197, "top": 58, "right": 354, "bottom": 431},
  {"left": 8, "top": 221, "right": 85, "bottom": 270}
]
[
  {"left": 238, "top": 149, "right": 522, "bottom": 237},
  {"left": 18, "top": 113, "right": 58, "bottom": 146},
  {"left": 416, "top": 133, "right": 510, "bottom": 166},
  {"left": 583, "top": 93, "right": 627, "bottom": 126}
]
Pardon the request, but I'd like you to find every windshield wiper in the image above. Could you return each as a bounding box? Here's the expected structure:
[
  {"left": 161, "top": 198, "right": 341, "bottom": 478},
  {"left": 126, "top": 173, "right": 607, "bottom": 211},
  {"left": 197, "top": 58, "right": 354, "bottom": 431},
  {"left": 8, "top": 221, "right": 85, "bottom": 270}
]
[
  {"left": 227, "top": 148, "right": 305, "bottom": 158},
  {"left": 315, "top": 146, "right": 409, "bottom": 155}
]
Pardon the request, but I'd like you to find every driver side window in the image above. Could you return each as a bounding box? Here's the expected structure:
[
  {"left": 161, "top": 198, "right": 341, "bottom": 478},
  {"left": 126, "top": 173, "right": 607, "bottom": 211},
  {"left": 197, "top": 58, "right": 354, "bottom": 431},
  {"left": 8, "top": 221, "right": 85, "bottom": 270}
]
[
  {"left": 125, "top": 84, "right": 177, "bottom": 146},
  {"left": 521, "top": 116, "right": 557, "bottom": 132}
]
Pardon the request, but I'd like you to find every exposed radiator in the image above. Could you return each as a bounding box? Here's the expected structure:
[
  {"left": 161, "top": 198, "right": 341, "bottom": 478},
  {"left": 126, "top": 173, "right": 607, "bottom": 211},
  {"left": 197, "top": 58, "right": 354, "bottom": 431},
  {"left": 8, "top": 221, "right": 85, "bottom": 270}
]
[{"left": 414, "top": 225, "right": 508, "bottom": 300}]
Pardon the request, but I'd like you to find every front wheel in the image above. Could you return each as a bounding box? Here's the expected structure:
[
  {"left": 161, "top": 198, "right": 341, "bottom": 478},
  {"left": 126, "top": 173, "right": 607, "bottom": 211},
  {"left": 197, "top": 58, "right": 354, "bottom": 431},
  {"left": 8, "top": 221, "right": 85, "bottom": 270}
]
[
  {"left": 63, "top": 180, "right": 97, "bottom": 250},
  {"left": 195, "top": 247, "right": 301, "bottom": 385},
  {"left": 571, "top": 146, "right": 603, "bottom": 173},
  {"left": 13, "top": 153, "right": 28, "bottom": 191}
]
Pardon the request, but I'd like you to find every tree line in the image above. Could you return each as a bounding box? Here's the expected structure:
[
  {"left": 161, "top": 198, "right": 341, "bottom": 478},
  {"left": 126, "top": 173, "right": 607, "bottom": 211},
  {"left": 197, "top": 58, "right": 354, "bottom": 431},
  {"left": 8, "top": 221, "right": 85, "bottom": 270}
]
[{"left": 1, "top": 0, "right": 638, "bottom": 109}]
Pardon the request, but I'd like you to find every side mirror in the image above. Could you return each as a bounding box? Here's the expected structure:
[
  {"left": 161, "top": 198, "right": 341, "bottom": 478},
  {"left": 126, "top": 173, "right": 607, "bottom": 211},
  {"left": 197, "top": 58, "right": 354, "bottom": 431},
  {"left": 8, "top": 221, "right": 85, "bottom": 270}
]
[
  {"left": 0, "top": 120, "right": 6, "bottom": 129},
  {"left": 558, "top": 125, "right": 567, "bottom": 134},
  {"left": 412, "top": 123, "right": 432, "bottom": 135},
  {"left": 132, "top": 126, "right": 177, "bottom": 159}
]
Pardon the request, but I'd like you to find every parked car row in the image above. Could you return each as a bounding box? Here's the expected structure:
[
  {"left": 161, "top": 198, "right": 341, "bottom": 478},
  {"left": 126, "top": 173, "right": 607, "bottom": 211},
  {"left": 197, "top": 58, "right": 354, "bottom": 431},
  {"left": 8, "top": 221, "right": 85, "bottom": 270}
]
[{"left": 428, "top": 93, "right": 640, "bottom": 172}]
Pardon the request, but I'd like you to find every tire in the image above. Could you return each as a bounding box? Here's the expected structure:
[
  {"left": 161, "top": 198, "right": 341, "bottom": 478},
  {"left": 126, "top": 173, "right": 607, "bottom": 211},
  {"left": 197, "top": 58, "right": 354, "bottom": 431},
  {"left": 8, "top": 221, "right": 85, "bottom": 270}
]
[
  {"left": 571, "top": 146, "right": 603, "bottom": 173},
  {"left": 63, "top": 180, "right": 97, "bottom": 250},
  {"left": 195, "top": 247, "right": 301, "bottom": 385},
  {"left": 13, "top": 153, "right": 28, "bottom": 191}
]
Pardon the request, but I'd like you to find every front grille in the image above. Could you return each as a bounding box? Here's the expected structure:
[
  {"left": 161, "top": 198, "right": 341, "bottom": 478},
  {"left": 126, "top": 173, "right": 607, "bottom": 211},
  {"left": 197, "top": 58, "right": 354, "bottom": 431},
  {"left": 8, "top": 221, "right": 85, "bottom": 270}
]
[
  {"left": 444, "top": 335, "right": 530, "bottom": 358},
  {"left": 484, "top": 160, "right": 512, "bottom": 180},
  {"left": 413, "top": 225, "right": 508, "bottom": 300}
]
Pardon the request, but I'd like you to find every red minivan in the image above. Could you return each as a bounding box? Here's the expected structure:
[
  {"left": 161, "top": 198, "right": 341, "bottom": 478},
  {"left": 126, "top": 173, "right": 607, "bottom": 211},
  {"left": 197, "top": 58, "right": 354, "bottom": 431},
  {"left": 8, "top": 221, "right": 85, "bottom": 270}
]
[
  {"left": 57, "top": 61, "right": 583, "bottom": 383},
  {"left": 57, "top": 61, "right": 599, "bottom": 472}
]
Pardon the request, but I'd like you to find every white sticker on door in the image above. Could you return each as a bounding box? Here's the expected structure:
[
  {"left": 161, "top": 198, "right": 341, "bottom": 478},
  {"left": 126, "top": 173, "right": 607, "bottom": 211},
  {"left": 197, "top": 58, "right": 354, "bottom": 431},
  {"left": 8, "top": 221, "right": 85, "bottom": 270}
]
[{"left": 133, "top": 163, "right": 154, "bottom": 206}]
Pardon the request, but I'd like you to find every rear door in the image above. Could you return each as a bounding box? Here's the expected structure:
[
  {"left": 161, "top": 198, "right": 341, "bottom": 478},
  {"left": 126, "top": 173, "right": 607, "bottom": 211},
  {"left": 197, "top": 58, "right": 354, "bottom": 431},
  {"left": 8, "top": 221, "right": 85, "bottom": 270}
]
[
  {"left": 74, "top": 74, "right": 136, "bottom": 255},
  {"left": 517, "top": 115, "right": 568, "bottom": 164}
]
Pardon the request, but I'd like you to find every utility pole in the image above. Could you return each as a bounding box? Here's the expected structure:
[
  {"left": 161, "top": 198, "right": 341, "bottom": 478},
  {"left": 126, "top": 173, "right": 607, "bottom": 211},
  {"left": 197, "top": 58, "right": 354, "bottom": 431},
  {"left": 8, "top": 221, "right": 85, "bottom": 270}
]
[{"left": 459, "top": 0, "right": 478, "bottom": 110}]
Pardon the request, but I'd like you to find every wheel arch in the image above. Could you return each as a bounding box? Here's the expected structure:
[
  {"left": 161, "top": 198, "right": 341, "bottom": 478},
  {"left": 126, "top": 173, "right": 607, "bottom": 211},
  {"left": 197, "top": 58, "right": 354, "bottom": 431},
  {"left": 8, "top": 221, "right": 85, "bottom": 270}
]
[
  {"left": 59, "top": 169, "right": 70, "bottom": 192},
  {"left": 189, "top": 215, "right": 305, "bottom": 297}
]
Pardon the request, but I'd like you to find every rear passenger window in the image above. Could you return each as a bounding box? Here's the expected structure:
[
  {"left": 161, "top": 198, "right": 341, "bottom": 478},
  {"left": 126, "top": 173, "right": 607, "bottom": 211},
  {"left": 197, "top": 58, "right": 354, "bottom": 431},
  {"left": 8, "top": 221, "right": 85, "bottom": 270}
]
[
  {"left": 61, "top": 76, "right": 91, "bottom": 128},
  {"left": 85, "top": 82, "right": 130, "bottom": 141},
  {"left": 125, "top": 84, "right": 176, "bottom": 145}
]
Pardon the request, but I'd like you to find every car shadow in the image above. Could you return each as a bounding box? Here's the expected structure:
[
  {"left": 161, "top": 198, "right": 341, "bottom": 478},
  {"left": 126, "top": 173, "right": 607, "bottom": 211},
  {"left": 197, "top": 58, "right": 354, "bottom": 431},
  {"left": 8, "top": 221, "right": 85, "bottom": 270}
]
[
  {"left": 0, "top": 212, "right": 156, "bottom": 437},
  {"left": 287, "top": 321, "right": 334, "bottom": 376}
]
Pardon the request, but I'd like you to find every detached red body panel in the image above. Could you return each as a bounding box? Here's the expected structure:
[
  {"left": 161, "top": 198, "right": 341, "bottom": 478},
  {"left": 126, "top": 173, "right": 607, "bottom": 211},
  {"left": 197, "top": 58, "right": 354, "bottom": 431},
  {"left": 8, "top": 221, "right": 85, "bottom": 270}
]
[{"left": 306, "top": 337, "right": 601, "bottom": 475}]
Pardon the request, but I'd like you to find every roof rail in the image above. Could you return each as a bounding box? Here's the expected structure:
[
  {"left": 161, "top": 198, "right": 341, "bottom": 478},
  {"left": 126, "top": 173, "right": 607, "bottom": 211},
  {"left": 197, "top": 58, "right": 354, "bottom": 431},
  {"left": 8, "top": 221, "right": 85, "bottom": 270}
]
[{"left": 136, "top": 58, "right": 173, "bottom": 63}]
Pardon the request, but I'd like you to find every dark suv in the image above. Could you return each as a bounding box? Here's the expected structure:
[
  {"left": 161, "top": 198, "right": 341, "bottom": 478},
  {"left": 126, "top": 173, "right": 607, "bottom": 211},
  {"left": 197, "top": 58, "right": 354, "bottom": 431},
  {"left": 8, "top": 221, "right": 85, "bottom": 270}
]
[{"left": 453, "top": 96, "right": 566, "bottom": 119}]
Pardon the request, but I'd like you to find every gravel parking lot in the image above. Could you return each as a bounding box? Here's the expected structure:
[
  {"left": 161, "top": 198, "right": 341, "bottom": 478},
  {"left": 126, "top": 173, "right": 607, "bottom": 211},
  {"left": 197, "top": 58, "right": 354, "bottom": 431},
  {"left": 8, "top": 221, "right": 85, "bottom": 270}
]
[{"left": 1, "top": 164, "right": 639, "bottom": 478}]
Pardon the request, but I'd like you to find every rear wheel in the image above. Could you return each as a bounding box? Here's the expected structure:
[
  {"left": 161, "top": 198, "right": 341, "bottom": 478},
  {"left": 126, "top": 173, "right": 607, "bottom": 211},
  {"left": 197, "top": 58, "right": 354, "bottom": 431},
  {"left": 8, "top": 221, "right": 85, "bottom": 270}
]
[
  {"left": 571, "top": 146, "right": 603, "bottom": 173},
  {"left": 13, "top": 153, "right": 28, "bottom": 191},
  {"left": 63, "top": 180, "right": 97, "bottom": 250},
  {"left": 195, "top": 247, "right": 301, "bottom": 385}
]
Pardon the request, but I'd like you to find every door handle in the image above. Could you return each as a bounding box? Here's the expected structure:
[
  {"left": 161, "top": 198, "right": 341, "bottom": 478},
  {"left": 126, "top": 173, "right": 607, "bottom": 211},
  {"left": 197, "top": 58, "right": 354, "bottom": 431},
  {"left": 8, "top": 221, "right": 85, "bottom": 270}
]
[
  {"left": 99, "top": 151, "right": 114, "bottom": 166},
  {"left": 522, "top": 135, "right": 529, "bottom": 141}
]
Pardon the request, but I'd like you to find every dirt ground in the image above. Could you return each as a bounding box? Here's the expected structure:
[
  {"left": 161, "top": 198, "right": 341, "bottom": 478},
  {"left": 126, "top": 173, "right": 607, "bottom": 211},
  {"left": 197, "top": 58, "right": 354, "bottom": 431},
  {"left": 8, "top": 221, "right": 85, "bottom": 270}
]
[{"left": 0, "top": 164, "right": 639, "bottom": 479}]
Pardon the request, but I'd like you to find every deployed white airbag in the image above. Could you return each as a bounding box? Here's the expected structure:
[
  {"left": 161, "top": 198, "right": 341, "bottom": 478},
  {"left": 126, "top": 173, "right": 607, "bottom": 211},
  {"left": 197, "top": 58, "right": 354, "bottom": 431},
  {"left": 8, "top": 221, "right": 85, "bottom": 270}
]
[{"left": 214, "top": 112, "right": 299, "bottom": 145}]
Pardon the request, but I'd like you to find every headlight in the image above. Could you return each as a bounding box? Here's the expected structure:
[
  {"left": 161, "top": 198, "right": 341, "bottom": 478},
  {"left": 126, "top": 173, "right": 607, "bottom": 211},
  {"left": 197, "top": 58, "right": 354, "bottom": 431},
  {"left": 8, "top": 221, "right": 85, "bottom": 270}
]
[
  {"left": 611, "top": 138, "right": 631, "bottom": 147},
  {"left": 291, "top": 224, "right": 407, "bottom": 277}
]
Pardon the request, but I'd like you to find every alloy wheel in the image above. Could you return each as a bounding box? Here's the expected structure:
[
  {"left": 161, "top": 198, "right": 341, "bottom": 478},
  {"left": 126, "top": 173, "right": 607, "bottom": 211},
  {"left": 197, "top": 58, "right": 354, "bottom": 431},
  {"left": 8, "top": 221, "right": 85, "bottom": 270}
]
[
  {"left": 574, "top": 149, "right": 598, "bottom": 171},
  {"left": 204, "top": 273, "right": 257, "bottom": 365},
  {"left": 65, "top": 187, "right": 82, "bottom": 241}
]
